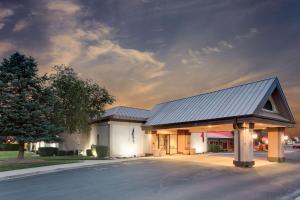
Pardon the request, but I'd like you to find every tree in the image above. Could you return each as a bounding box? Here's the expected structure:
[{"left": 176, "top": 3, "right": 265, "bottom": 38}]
[
  {"left": 0, "top": 53, "right": 64, "bottom": 159},
  {"left": 50, "top": 66, "right": 115, "bottom": 134}
]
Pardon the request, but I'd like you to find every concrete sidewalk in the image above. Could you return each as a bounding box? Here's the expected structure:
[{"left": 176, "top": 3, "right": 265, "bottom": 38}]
[{"left": 0, "top": 158, "right": 142, "bottom": 181}]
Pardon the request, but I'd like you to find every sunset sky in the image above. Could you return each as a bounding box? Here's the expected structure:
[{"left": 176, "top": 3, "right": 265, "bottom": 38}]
[{"left": 0, "top": 0, "right": 299, "bottom": 135}]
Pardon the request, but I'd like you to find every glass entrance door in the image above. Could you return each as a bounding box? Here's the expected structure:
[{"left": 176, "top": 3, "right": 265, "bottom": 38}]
[{"left": 158, "top": 134, "right": 170, "bottom": 155}]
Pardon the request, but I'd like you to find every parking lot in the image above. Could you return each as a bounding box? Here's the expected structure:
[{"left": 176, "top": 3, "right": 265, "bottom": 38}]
[{"left": 0, "top": 150, "right": 300, "bottom": 200}]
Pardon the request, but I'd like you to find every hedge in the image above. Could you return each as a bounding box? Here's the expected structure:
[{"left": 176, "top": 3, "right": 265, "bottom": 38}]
[
  {"left": 57, "top": 150, "right": 66, "bottom": 156},
  {"left": 86, "top": 149, "right": 93, "bottom": 156},
  {"left": 91, "top": 145, "right": 108, "bottom": 159},
  {"left": 0, "top": 144, "right": 19, "bottom": 151},
  {"left": 38, "top": 147, "right": 58, "bottom": 157},
  {"left": 66, "top": 150, "right": 74, "bottom": 156},
  {"left": 208, "top": 144, "right": 221, "bottom": 153}
]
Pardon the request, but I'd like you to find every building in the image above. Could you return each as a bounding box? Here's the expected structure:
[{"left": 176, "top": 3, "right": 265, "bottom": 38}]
[
  {"left": 41, "top": 77, "right": 296, "bottom": 167},
  {"left": 206, "top": 132, "right": 234, "bottom": 152}
]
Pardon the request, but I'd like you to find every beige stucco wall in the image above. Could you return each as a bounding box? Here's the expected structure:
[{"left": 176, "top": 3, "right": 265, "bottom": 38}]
[
  {"left": 268, "top": 127, "right": 285, "bottom": 161},
  {"left": 234, "top": 127, "right": 254, "bottom": 162},
  {"left": 109, "top": 121, "right": 146, "bottom": 158},
  {"left": 58, "top": 122, "right": 109, "bottom": 155}
]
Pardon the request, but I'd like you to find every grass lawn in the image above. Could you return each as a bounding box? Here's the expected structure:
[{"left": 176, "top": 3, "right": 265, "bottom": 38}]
[
  {"left": 0, "top": 160, "right": 76, "bottom": 172},
  {"left": 0, "top": 151, "right": 36, "bottom": 160},
  {"left": 0, "top": 151, "right": 100, "bottom": 172},
  {"left": 0, "top": 151, "right": 100, "bottom": 160}
]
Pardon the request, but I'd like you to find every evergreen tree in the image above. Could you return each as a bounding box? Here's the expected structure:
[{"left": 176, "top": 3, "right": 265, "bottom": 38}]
[{"left": 0, "top": 53, "right": 64, "bottom": 159}]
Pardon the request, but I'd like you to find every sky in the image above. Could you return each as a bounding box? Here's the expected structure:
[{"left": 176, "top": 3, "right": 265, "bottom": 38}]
[{"left": 0, "top": 0, "right": 299, "bottom": 136}]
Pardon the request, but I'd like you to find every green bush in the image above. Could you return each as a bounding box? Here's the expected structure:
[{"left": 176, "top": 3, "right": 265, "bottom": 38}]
[
  {"left": 208, "top": 144, "right": 221, "bottom": 153},
  {"left": 38, "top": 147, "right": 58, "bottom": 157},
  {"left": 66, "top": 150, "right": 74, "bottom": 156},
  {"left": 0, "top": 144, "right": 19, "bottom": 151},
  {"left": 86, "top": 149, "right": 93, "bottom": 156},
  {"left": 91, "top": 145, "right": 108, "bottom": 159},
  {"left": 57, "top": 150, "right": 66, "bottom": 156}
]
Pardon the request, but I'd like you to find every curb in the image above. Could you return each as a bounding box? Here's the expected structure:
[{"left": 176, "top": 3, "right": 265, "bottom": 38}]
[{"left": 0, "top": 158, "right": 143, "bottom": 182}]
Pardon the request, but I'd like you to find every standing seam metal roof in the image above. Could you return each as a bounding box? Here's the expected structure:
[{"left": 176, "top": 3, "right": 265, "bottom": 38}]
[
  {"left": 102, "top": 106, "right": 149, "bottom": 121},
  {"left": 145, "top": 78, "right": 276, "bottom": 126}
]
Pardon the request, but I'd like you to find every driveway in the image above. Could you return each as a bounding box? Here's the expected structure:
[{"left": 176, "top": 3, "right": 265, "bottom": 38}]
[{"left": 0, "top": 151, "right": 300, "bottom": 200}]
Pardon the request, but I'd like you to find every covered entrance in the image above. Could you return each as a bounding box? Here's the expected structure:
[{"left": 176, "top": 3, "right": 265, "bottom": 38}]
[{"left": 144, "top": 78, "right": 295, "bottom": 167}]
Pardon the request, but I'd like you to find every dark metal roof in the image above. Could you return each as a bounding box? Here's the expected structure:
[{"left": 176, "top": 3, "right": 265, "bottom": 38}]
[
  {"left": 145, "top": 77, "right": 295, "bottom": 126},
  {"left": 101, "top": 106, "right": 149, "bottom": 122},
  {"left": 97, "top": 78, "right": 294, "bottom": 127}
]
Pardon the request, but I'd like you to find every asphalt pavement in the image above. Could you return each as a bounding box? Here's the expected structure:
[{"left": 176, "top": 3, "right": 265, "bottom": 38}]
[{"left": 1, "top": 151, "right": 300, "bottom": 200}]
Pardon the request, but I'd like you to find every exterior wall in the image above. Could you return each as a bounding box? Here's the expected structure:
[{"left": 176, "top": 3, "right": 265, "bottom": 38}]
[
  {"left": 268, "top": 127, "right": 285, "bottom": 162},
  {"left": 79, "top": 123, "right": 109, "bottom": 155},
  {"left": 190, "top": 132, "right": 207, "bottom": 153},
  {"left": 144, "top": 131, "right": 154, "bottom": 155},
  {"left": 109, "top": 121, "right": 145, "bottom": 158},
  {"left": 57, "top": 123, "right": 109, "bottom": 155},
  {"left": 169, "top": 134, "right": 177, "bottom": 154},
  {"left": 59, "top": 132, "right": 83, "bottom": 151},
  {"left": 31, "top": 141, "right": 59, "bottom": 151}
]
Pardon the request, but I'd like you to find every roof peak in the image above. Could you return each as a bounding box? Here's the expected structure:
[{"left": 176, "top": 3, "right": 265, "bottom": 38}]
[
  {"left": 106, "top": 106, "right": 150, "bottom": 111},
  {"left": 156, "top": 77, "right": 277, "bottom": 106}
]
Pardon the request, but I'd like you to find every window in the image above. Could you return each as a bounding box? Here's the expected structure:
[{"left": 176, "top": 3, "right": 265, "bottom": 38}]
[
  {"left": 264, "top": 100, "right": 273, "bottom": 111},
  {"left": 97, "top": 134, "right": 100, "bottom": 145},
  {"left": 263, "top": 97, "right": 278, "bottom": 113}
]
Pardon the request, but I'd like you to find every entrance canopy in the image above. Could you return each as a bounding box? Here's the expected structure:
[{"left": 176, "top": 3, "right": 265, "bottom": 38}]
[{"left": 144, "top": 77, "right": 295, "bottom": 130}]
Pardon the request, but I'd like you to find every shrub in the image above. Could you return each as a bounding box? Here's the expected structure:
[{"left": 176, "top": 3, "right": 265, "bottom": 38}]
[
  {"left": 91, "top": 145, "right": 108, "bottom": 159},
  {"left": 208, "top": 144, "right": 221, "bottom": 153},
  {"left": 57, "top": 150, "right": 66, "bottom": 156},
  {"left": 86, "top": 149, "right": 93, "bottom": 156},
  {"left": 38, "top": 147, "right": 58, "bottom": 157},
  {"left": 74, "top": 150, "right": 78, "bottom": 156},
  {"left": 0, "top": 144, "right": 19, "bottom": 151},
  {"left": 66, "top": 150, "right": 74, "bottom": 156}
]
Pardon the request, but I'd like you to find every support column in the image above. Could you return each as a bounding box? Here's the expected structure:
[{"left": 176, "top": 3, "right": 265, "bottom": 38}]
[
  {"left": 267, "top": 127, "right": 285, "bottom": 162},
  {"left": 233, "top": 123, "right": 255, "bottom": 168}
]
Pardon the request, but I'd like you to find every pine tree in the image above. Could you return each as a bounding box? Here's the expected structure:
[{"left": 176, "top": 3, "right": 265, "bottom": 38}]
[{"left": 0, "top": 53, "right": 64, "bottom": 159}]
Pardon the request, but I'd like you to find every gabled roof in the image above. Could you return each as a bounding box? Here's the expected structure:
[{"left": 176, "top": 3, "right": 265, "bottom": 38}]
[
  {"left": 101, "top": 106, "right": 149, "bottom": 122},
  {"left": 145, "top": 77, "right": 295, "bottom": 127}
]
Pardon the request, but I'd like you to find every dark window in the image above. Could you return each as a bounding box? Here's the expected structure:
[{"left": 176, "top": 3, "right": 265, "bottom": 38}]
[
  {"left": 97, "top": 134, "right": 100, "bottom": 145},
  {"left": 263, "top": 99, "right": 273, "bottom": 111}
]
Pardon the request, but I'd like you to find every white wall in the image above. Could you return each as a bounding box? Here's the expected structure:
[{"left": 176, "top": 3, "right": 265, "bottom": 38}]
[
  {"left": 109, "top": 121, "right": 145, "bottom": 158},
  {"left": 32, "top": 141, "right": 59, "bottom": 151},
  {"left": 190, "top": 132, "right": 207, "bottom": 153}
]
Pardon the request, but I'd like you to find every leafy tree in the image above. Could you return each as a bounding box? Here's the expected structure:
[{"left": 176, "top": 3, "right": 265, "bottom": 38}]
[
  {"left": 50, "top": 66, "right": 115, "bottom": 133},
  {"left": 0, "top": 53, "right": 64, "bottom": 159}
]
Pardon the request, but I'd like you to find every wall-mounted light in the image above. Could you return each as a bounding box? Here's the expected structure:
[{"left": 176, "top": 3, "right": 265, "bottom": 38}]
[{"left": 283, "top": 135, "right": 289, "bottom": 140}]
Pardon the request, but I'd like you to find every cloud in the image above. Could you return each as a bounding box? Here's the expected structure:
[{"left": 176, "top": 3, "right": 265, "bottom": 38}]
[
  {"left": 0, "top": 8, "right": 14, "bottom": 20},
  {"left": 201, "top": 47, "right": 221, "bottom": 54},
  {"left": 236, "top": 28, "right": 259, "bottom": 40},
  {"left": 201, "top": 40, "right": 234, "bottom": 55},
  {"left": 0, "top": 7, "right": 14, "bottom": 30},
  {"left": 13, "top": 20, "right": 29, "bottom": 32},
  {"left": 218, "top": 40, "right": 234, "bottom": 49},
  {"left": 39, "top": 3, "right": 166, "bottom": 106},
  {"left": 181, "top": 49, "right": 205, "bottom": 66},
  {"left": 47, "top": 0, "right": 81, "bottom": 14},
  {"left": 0, "top": 41, "right": 15, "bottom": 57}
]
